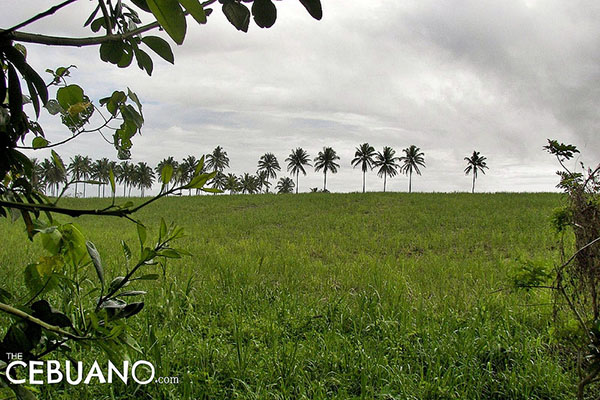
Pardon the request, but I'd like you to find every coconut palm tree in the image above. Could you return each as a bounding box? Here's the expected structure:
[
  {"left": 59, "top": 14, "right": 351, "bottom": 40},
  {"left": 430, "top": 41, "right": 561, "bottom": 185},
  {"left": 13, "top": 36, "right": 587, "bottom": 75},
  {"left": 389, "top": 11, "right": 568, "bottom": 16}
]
[
  {"left": 399, "top": 145, "right": 426, "bottom": 193},
  {"left": 464, "top": 151, "right": 488, "bottom": 193},
  {"left": 351, "top": 142, "right": 376, "bottom": 193},
  {"left": 256, "top": 170, "right": 271, "bottom": 193},
  {"left": 91, "top": 158, "right": 111, "bottom": 197},
  {"left": 256, "top": 153, "right": 280, "bottom": 193},
  {"left": 155, "top": 157, "right": 178, "bottom": 192},
  {"left": 374, "top": 146, "right": 400, "bottom": 192},
  {"left": 276, "top": 177, "right": 295, "bottom": 194},
  {"left": 68, "top": 155, "right": 92, "bottom": 197},
  {"left": 117, "top": 161, "right": 136, "bottom": 197},
  {"left": 286, "top": 147, "right": 311, "bottom": 194},
  {"left": 179, "top": 156, "right": 199, "bottom": 195},
  {"left": 239, "top": 173, "right": 259, "bottom": 194},
  {"left": 30, "top": 158, "right": 45, "bottom": 193},
  {"left": 134, "top": 162, "right": 155, "bottom": 197},
  {"left": 40, "top": 158, "right": 66, "bottom": 196},
  {"left": 223, "top": 173, "right": 241, "bottom": 194},
  {"left": 206, "top": 146, "right": 230, "bottom": 173},
  {"left": 211, "top": 171, "right": 226, "bottom": 193},
  {"left": 314, "top": 147, "right": 340, "bottom": 192}
]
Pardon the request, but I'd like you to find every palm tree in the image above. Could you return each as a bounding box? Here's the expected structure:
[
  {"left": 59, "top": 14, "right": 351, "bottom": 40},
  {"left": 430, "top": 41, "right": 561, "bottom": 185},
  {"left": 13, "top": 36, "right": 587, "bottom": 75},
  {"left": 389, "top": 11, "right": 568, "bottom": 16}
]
[
  {"left": 30, "top": 158, "right": 45, "bottom": 193},
  {"left": 223, "top": 173, "right": 240, "bottom": 194},
  {"left": 117, "top": 161, "right": 136, "bottom": 197},
  {"left": 206, "top": 146, "right": 230, "bottom": 172},
  {"left": 351, "top": 143, "right": 376, "bottom": 193},
  {"left": 155, "top": 157, "right": 178, "bottom": 192},
  {"left": 276, "top": 177, "right": 295, "bottom": 194},
  {"left": 211, "top": 171, "right": 226, "bottom": 193},
  {"left": 239, "top": 173, "right": 259, "bottom": 194},
  {"left": 286, "top": 147, "right": 311, "bottom": 194},
  {"left": 374, "top": 146, "right": 399, "bottom": 192},
  {"left": 40, "top": 158, "right": 66, "bottom": 196},
  {"left": 256, "top": 170, "right": 271, "bottom": 193},
  {"left": 314, "top": 147, "right": 340, "bottom": 192},
  {"left": 91, "top": 158, "right": 111, "bottom": 197},
  {"left": 464, "top": 151, "right": 488, "bottom": 193},
  {"left": 256, "top": 153, "right": 280, "bottom": 192},
  {"left": 134, "top": 162, "right": 155, "bottom": 197},
  {"left": 399, "top": 145, "right": 426, "bottom": 193},
  {"left": 179, "top": 156, "right": 199, "bottom": 195},
  {"left": 68, "top": 155, "right": 92, "bottom": 197}
]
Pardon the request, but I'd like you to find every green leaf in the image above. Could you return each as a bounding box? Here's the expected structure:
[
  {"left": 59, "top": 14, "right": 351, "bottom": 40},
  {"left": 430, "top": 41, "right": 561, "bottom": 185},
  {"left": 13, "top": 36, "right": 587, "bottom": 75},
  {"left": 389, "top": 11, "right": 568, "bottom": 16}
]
[
  {"left": 194, "top": 155, "right": 205, "bottom": 176},
  {"left": 178, "top": 0, "right": 206, "bottom": 24},
  {"left": 86, "top": 241, "right": 105, "bottom": 287},
  {"left": 56, "top": 84, "right": 84, "bottom": 110},
  {"left": 100, "top": 41, "right": 126, "bottom": 64},
  {"left": 109, "top": 167, "right": 116, "bottom": 194},
  {"left": 134, "top": 48, "right": 154, "bottom": 76},
  {"left": 131, "top": 0, "right": 152, "bottom": 13},
  {"left": 159, "top": 218, "right": 167, "bottom": 240},
  {"left": 32, "top": 137, "right": 49, "bottom": 149},
  {"left": 121, "top": 240, "right": 132, "bottom": 261},
  {"left": 252, "top": 0, "right": 277, "bottom": 29},
  {"left": 185, "top": 171, "right": 214, "bottom": 189},
  {"left": 223, "top": 2, "right": 250, "bottom": 32},
  {"left": 90, "top": 17, "right": 107, "bottom": 32},
  {"left": 117, "top": 46, "right": 134, "bottom": 68},
  {"left": 142, "top": 36, "right": 175, "bottom": 64},
  {"left": 127, "top": 88, "right": 143, "bottom": 114},
  {"left": 108, "top": 277, "right": 128, "bottom": 293},
  {"left": 160, "top": 248, "right": 181, "bottom": 258},
  {"left": 7, "top": 64, "right": 23, "bottom": 126},
  {"left": 202, "top": 187, "right": 222, "bottom": 193},
  {"left": 31, "top": 300, "right": 72, "bottom": 328},
  {"left": 117, "top": 290, "right": 147, "bottom": 297},
  {"left": 137, "top": 223, "right": 147, "bottom": 248},
  {"left": 135, "top": 274, "right": 159, "bottom": 281},
  {"left": 161, "top": 164, "right": 174, "bottom": 185},
  {"left": 146, "top": 0, "right": 187, "bottom": 44},
  {"left": 51, "top": 150, "right": 66, "bottom": 173},
  {"left": 299, "top": 0, "right": 322, "bottom": 20}
]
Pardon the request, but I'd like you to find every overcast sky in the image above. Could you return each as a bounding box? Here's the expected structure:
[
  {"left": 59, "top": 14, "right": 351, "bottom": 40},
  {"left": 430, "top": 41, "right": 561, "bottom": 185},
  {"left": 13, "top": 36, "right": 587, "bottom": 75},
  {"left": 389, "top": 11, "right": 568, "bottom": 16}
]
[{"left": 5, "top": 0, "right": 600, "bottom": 194}]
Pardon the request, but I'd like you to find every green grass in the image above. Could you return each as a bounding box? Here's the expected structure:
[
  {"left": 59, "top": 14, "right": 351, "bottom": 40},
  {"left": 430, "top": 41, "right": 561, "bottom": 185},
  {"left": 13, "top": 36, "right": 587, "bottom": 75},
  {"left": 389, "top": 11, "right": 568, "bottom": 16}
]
[{"left": 0, "top": 193, "right": 580, "bottom": 399}]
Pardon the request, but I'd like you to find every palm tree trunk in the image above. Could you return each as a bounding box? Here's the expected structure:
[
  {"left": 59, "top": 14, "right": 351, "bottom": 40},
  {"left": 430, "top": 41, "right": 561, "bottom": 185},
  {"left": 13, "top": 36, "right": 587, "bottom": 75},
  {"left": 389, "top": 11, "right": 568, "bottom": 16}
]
[
  {"left": 383, "top": 172, "right": 387, "bottom": 192},
  {"left": 98, "top": 185, "right": 101, "bottom": 197},
  {"left": 74, "top": 182, "right": 78, "bottom": 198},
  {"left": 123, "top": 184, "right": 126, "bottom": 197},
  {"left": 362, "top": 171, "right": 366, "bottom": 193},
  {"left": 296, "top": 172, "right": 299, "bottom": 194},
  {"left": 409, "top": 170, "right": 412, "bottom": 193},
  {"left": 83, "top": 182, "right": 86, "bottom": 198},
  {"left": 472, "top": 173, "right": 476, "bottom": 193},
  {"left": 323, "top": 171, "right": 327, "bottom": 191}
]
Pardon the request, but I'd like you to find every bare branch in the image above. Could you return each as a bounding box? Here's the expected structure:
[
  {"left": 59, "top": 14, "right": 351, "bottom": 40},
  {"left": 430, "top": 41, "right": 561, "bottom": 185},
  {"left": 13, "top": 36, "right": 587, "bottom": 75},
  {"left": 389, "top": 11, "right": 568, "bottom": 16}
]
[{"left": 2, "top": 0, "right": 80, "bottom": 35}]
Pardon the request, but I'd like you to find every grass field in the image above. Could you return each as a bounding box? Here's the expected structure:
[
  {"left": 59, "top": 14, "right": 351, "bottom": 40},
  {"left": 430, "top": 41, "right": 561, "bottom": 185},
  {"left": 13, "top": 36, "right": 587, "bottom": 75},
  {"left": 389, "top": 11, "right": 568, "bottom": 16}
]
[{"left": 0, "top": 192, "right": 582, "bottom": 399}]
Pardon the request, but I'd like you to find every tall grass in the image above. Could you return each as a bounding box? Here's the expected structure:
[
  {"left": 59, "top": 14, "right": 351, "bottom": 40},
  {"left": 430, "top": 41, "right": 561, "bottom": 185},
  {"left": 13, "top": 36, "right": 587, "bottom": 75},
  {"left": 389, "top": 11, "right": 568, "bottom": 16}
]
[{"left": 0, "top": 193, "right": 576, "bottom": 399}]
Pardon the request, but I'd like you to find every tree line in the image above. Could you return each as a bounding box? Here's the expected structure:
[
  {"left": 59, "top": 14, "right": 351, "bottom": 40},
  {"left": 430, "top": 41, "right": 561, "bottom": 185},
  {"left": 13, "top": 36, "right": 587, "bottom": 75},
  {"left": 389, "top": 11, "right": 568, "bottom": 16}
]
[{"left": 31, "top": 144, "right": 489, "bottom": 197}]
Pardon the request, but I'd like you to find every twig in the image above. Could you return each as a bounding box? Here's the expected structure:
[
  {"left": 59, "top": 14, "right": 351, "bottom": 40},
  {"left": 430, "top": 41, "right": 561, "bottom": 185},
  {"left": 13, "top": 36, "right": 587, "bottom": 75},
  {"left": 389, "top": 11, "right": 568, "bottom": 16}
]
[{"left": 2, "top": 0, "right": 79, "bottom": 35}]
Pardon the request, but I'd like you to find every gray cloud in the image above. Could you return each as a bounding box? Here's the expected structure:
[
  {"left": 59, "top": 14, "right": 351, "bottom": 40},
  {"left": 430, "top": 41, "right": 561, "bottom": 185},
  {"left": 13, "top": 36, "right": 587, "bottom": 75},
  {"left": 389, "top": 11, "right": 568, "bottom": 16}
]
[{"left": 5, "top": 0, "right": 599, "bottom": 194}]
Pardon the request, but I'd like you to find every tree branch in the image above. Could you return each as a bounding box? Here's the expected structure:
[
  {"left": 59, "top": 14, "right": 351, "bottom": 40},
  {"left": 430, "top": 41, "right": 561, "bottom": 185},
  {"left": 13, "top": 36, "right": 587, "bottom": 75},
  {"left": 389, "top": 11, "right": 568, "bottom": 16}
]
[
  {"left": 0, "top": 301, "right": 86, "bottom": 340},
  {"left": 2, "top": 0, "right": 80, "bottom": 35}
]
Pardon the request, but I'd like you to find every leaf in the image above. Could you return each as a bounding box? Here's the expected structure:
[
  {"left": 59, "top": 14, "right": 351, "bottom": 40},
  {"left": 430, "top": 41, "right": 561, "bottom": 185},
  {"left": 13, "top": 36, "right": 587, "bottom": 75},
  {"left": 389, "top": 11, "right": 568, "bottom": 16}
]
[
  {"left": 7, "top": 64, "right": 23, "bottom": 126},
  {"left": 161, "top": 164, "right": 174, "bottom": 185},
  {"left": 86, "top": 241, "right": 105, "bottom": 287},
  {"left": 109, "top": 167, "right": 116, "bottom": 194},
  {"left": 223, "top": 2, "right": 250, "bottom": 32},
  {"left": 51, "top": 150, "right": 66, "bottom": 173},
  {"left": 159, "top": 218, "right": 167, "bottom": 240},
  {"left": 135, "top": 274, "right": 159, "bottom": 281},
  {"left": 117, "top": 290, "right": 147, "bottom": 297},
  {"left": 141, "top": 36, "right": 175, "bottom": 64},
  {"left": 4, "top": 45, "right": 48, "bottom": 105},
  {"left": 299, "top": 0, "right": 322, "bottom": 20},
  {"left": 45, "top": 99, "right": 63, "bottom": 115},
  {"left": 84, "top": 4, "right": 101, "bottom": 27},
  {"left": 90, "top": 17, "right": 107, "bottom": 32},
  {"left": 146, "top": 0, "right": 187, "bottom": 44},
  {"left": 134, "top": 47, "right": 154, "bottom": 76},
  {"left": 202, "top": 187, "right": 222, "bottom": 193},
  {"left": 108, "top": 277, "right": 128, "bottom": 293},
  {"left": 194, "top": 155, "right": 205, "bottom": 176},
  {"left": 160, "top": 248, "right": 181, "bottom": 258},
  {"left": 100, "top": 41, "right": 126, "bottom": 64},
  {"left": 185, "top": 172, "right": 214, "bottom": 189},
  {"left": 137, "top": 223, "right": 147, "bottom": 248},
  {"left": 117, "top": 46, "right": 134, "bottom": 68},
  {"left": 121, "top": 240, "right": 132, "bottom": 261},
  {"left": 178, "top": 0, "right": 206, "bottom": 24},
  {"left": 0, "top": 68, "right": 6, "bottom": 105},
  {"left": 131, "top": 0, "right": 152, "bottom": 13},
  {"left": 32, "top": 137, "right": 49, "bottom": 149},
  {"left": 127, "top": 88, "right": 143, "bottom": 114},
  {"left": 56, "top": 84, "right": 84, "bottom": 110},
  {"left": 252, "top": 0, "right": 277, "bottom": 28},
  {"left": 31, "top": 300, "right": 72, "bottom": 328}
]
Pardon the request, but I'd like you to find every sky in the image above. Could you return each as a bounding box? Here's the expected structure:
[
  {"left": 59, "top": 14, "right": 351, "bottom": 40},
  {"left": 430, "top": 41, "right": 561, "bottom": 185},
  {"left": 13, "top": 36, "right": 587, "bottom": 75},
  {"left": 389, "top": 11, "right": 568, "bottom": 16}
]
[{"left": 5, "top": 0, "right": 600, "bottom": 194}]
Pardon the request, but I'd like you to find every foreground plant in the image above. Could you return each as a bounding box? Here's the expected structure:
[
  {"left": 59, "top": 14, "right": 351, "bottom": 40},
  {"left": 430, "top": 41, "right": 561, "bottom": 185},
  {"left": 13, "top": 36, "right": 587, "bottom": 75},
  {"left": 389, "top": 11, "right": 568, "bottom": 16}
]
[{"left": 0, "top": 0, "right": 322, "bottom": 397}]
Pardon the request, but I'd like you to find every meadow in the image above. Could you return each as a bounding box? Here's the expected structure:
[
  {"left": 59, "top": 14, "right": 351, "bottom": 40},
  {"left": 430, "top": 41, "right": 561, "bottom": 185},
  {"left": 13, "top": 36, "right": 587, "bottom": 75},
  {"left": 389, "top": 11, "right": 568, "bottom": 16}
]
[{"left": 0, "top": 192, "right": 583, "bottom": 399}]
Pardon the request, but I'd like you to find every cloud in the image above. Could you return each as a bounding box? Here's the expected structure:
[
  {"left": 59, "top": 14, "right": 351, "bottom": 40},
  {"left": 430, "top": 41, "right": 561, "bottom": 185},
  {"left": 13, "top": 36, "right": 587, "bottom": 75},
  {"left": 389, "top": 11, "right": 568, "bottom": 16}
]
[{"left": 6, "top": 0, "right": 600, "bottom": 194}]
